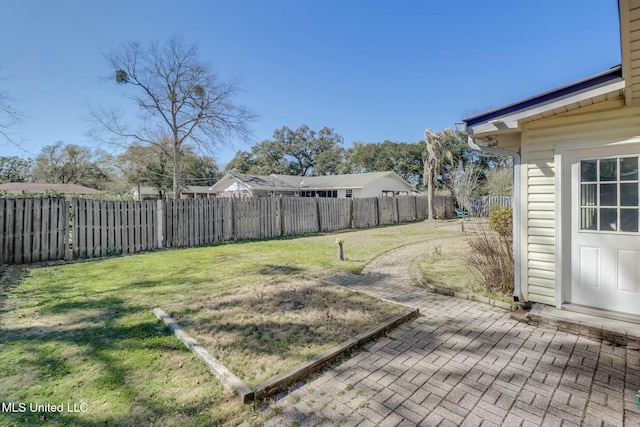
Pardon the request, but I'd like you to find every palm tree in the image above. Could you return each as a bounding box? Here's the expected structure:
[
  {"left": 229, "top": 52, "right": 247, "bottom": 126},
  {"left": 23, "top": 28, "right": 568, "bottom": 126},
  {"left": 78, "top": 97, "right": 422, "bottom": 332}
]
[{"left": 423, "top": 128, "right": 454, "bottom": 220}]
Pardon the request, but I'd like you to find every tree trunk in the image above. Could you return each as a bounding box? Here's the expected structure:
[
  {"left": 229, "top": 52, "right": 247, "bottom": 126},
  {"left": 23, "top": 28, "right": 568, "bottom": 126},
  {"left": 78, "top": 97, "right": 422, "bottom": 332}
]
[
  {"left": 173, "top": 141, "right": 181, "bottom": 200},
  {"left": 426, "top": 160, "right": 434, "bottom": 220}
]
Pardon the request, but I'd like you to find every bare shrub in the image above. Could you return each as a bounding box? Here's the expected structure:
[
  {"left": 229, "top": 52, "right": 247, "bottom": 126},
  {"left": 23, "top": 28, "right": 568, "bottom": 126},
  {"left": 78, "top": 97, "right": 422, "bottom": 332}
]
[
  {"left": 451, "top": 161, "right": 480, "bottom": 212},
  {"left": 465, "top": 206, "right": 514, "bottom": 294}
]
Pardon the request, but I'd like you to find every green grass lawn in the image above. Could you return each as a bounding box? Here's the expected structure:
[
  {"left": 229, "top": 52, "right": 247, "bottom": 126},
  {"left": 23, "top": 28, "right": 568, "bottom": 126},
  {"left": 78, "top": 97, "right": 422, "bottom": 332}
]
[{"left": 0, "top": 221, "right": 469, "bottom": 426}]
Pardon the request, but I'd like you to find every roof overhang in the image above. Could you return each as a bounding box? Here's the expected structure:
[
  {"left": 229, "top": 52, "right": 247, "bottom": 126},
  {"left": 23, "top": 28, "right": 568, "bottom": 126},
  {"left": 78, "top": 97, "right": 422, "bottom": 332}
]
[{"left": 462, "top": 66, "right": 625, "bottom": 140}]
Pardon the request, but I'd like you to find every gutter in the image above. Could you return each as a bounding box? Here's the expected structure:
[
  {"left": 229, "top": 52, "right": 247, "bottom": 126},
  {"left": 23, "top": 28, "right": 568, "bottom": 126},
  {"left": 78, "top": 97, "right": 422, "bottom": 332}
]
[{"left": 466, "top": 136, "right": 523, "bottom": 302}]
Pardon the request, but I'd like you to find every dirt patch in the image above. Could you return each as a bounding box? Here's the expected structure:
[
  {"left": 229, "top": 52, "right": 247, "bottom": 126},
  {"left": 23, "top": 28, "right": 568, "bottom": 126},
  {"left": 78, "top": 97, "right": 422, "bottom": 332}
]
[
  {"left": 0, "top": 265, "right": 24, "bottom": 291},
  {"left": 0, "top": 265, "right": 27, "bottom": 314},
  {"left": 167, "top": 276, "right": 405, "bottom": 387}
]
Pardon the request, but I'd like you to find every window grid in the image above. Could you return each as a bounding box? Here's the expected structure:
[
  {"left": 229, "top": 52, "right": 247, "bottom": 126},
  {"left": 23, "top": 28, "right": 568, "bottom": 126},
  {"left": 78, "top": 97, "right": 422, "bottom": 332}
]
[{"left": 579, "top": 156, "right": 639, "bottom": 233}]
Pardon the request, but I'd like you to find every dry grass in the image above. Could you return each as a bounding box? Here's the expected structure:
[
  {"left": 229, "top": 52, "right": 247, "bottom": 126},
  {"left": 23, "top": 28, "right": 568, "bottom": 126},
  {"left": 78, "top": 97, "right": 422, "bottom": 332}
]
[
  {"left": 417, "top": 220, "right": 514, "bottom": 302},
  {"left": 168, "top": 276, "right": 405, "bottom": 387},
  {"left": 417, "top": 236, "right": 478, "bottom": 291}
]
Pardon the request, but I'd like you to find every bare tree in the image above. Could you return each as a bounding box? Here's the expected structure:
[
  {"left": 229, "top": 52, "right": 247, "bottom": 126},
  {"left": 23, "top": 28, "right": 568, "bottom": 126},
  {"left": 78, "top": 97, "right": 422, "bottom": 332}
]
[
  {"left": 93, "top": 37, "right": 255, "bottom": 199},
  {"left": 451, "top": 160, "right": 480, "bottom": 212},
  {"left": 0, "top": 68, "right": 22, "bottom": 148},
  {"left": 423, "top": 128, "right": 454, "bottom": 220},
  {"left": 483, "top": 166, "right": 513, "bottom": 196}
]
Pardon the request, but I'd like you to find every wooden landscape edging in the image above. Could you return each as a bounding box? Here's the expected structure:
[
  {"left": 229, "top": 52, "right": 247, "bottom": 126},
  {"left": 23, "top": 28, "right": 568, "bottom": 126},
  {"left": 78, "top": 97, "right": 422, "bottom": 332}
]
[
  {"left": 153, "top": 306, "right": 418, "bottom": 404},
  {"left": 252, "top": 307, "right": 418, "bottom": 401},
  {"left": 152, "top": 308, "right": 255, "bottom": 403}
]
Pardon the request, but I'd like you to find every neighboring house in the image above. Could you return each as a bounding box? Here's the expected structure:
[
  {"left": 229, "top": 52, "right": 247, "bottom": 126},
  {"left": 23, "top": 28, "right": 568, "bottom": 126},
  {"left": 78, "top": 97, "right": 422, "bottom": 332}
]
[
  {"left": 0, "top": 182, "right": 102, "bottom": 196},
  {"left": 210, "top": 171, "right": 415, "bottom": 198},
  {"left": 460, "top": 0, "right": 639, "bottom": 318},
  {"left": 128, "top": 185, "right": 216, "bottom": 200}
]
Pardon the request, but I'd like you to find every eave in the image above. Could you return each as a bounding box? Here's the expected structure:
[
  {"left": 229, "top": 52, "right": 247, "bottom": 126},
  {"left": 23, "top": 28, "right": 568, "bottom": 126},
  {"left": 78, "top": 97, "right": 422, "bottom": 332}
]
[{"left": 463, "top": 66, "right": 625, "bottom": 139}]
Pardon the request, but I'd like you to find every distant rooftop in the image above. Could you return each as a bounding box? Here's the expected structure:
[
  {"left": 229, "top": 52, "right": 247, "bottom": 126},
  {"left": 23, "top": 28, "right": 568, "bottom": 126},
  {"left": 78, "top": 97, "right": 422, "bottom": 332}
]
[{"left": 0, "top": 182, "right": 102, "bottom": 195}]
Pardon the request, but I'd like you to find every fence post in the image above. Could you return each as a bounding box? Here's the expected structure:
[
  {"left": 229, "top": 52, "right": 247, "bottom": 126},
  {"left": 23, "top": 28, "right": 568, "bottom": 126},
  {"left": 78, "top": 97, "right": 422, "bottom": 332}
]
[
  {"left": 315, "top": 196, "right": 322, "bottom": 231},
  {"left": 64, "top": 199, "right": 71, "bottom": 260},
  {"left": 349, "top": 198, "right": 354, "bottom": 229},
  {"left": 157, "top": 199, "right": 165, "bottom": 248},
  {"left": 394, "top": 197, "right": 400, "bottom": 224},
  {"left": 279, "top": 195, "right": 285, "bottom": 236},
  {"left": 231, "top": 197, "right": 237, "bottom": 240}
]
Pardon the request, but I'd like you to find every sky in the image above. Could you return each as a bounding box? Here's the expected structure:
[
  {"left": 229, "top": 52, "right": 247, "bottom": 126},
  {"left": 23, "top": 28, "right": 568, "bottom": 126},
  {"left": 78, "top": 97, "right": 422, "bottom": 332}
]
[{"left": 0, "top": 1, "right": 621, "bottom": 168}]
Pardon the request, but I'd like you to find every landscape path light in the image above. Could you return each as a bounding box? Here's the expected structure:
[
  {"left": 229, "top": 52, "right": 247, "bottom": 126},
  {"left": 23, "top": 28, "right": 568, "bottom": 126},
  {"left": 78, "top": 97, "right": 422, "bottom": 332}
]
[{"left": 335, "top": 237, "right": 344, "bottom": 261}]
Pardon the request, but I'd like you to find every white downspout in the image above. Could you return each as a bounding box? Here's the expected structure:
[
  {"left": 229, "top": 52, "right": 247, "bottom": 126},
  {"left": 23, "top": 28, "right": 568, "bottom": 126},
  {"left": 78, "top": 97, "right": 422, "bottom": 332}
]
[{"left": 467, "top": 136, "right": 523, "bottom": 302}]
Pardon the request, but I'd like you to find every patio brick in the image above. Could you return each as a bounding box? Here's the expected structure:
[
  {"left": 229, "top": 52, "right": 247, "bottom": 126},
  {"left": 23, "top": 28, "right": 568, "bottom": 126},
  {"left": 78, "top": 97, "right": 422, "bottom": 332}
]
[{"left": 261, "top": 240, "right": 639, "bottom": 427}]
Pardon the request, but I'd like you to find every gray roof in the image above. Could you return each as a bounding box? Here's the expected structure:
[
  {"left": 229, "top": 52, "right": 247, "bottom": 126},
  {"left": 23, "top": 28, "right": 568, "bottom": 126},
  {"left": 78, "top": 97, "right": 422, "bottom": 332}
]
[
  {"left": 0, "top": 182, "right": 102, "bottom": 194},
  {"left": 211, "top": 171, "right": 414, "bottom": 192},
  {"left": 128, "top": 186, "right": 216, "bottom": 195}
]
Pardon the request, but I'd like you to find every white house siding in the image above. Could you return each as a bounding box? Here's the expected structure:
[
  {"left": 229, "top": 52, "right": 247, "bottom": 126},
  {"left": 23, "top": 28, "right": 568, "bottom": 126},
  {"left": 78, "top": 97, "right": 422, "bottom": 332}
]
[
  {"left": 520, "top": 133, "right": 557, "bottom": 306},
  {"left": 359, "top": 176, "right": 414, "bottom": 198},
  {"left": 338, "top": 189, "right": 363, "bottom": 198},
  {"left": 520, "top": 98, "right": 640, "bottom": 305}
]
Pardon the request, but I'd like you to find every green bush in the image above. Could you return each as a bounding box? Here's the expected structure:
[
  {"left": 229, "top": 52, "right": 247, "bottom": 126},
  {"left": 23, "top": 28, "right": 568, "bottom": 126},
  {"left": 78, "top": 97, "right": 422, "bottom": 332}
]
[
  {"left": 488, "top": 202, "right": 502, "bottom": 215},
  {"left": 489, "top": 206, "right": 512, "bottom": 236}
]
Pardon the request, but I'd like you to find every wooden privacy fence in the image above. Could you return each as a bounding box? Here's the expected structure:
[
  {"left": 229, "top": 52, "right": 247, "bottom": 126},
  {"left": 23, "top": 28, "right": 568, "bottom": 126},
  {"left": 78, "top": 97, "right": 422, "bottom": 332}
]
[
  {"left": 466, "top": 196, "right": 512, "bottom": 217},
  {"left": 0, "top": 198, "right": 69, "bottom": 265},
  {"left": 72, "top": 199, "right": 157, "bottom": 258},
  {"left": 0, "top": 195, "right": 458, "bottom": 265},
  {"left": 167, "top": 196, "right": 423, "bottom": 248}
]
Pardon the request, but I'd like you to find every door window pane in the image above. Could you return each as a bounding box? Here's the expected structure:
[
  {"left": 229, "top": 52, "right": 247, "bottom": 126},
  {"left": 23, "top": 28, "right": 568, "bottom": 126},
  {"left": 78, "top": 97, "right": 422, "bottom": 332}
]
[
  {"left": 600, "top": 159, "right": 618, "bottom": 181},
  {"left": 581, "top": 184, "right": 597, "bottom": 206},
  {"left": 579, "top": 156, "right": 638, "bottom": 233},
  {"left": 581, "top": 208, "right": 598, "bottom": 230},
  {"left": 600, "top": 208, "right": 617, "bottom": 231},
  {"left": 620, "top": 209, "right": 639, "bottom": 232},
  {"left": 581, "top": 160, "right": 597, "bottom": 182},
  {"left": 621, "top": 183, "right": 639, "bottom": 207},
  {"left": 620, "top": 157, "right": 638, "bottom": 181},
  {"left": 599, "top": 183, "right": 617, "bottom": 206}
]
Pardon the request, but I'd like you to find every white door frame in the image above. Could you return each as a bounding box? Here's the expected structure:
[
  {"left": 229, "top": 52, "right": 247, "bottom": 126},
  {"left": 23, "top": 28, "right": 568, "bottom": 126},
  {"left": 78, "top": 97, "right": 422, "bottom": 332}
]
[{"left": 556, "top": 141, "right": 640, "bottom": 311}]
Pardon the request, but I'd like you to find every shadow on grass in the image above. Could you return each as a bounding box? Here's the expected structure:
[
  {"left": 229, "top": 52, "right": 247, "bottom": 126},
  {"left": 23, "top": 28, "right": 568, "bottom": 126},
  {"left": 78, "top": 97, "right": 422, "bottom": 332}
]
[
  {"left": 258, "top": 264, "right": 304, "bottom": 275},
  {"left": 0, "top": 289, "right": 228, "bottom": 426},
  {"left": 0, "top": 265, "right": 28, "bottom": 314}
]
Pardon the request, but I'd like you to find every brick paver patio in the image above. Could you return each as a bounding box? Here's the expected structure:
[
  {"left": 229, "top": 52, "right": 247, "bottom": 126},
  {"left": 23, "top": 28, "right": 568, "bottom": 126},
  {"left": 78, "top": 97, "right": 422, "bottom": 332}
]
[{"left": 262, "top": 241, "right": 640, "bottom": 427}]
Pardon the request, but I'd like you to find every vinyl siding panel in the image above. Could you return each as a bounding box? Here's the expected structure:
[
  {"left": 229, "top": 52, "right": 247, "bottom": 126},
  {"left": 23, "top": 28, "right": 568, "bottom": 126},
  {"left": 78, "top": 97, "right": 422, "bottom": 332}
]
[
  {"left": 528, "top": 235, "right": 554, "bottom": 246},
  {"left": 528, "top": 251, "right": 555, "bottom": 262},
  {"left": 521, "top": 154, "right": 553, "bottom": 303},
  {"left": 528, "top": 228, "right": 554, "bottom": 237},
  {"left": 528, "top": 210, "right": 555, "bottom": 220},
  {"left": 521, "top": 99, "right": 640, "bottom": 307}
]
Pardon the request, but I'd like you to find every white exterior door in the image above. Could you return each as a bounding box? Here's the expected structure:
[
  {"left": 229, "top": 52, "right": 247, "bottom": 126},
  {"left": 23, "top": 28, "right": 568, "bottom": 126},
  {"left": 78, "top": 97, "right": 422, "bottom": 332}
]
[{"left": 570, "top": 145, "right": 640, "bottom": 315}]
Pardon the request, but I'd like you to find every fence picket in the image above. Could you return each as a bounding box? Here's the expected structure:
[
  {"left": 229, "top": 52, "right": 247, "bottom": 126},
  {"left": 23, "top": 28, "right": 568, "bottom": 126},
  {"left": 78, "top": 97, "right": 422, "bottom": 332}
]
[
  {"left": 466, "top": 196, "right": 512, "bottom": 217},
  {"left": 0, "top": 199, "right": 5, "bottom": 263},
  {"left": 32, "top": 199, "right": 42, "bottom": 262}
]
